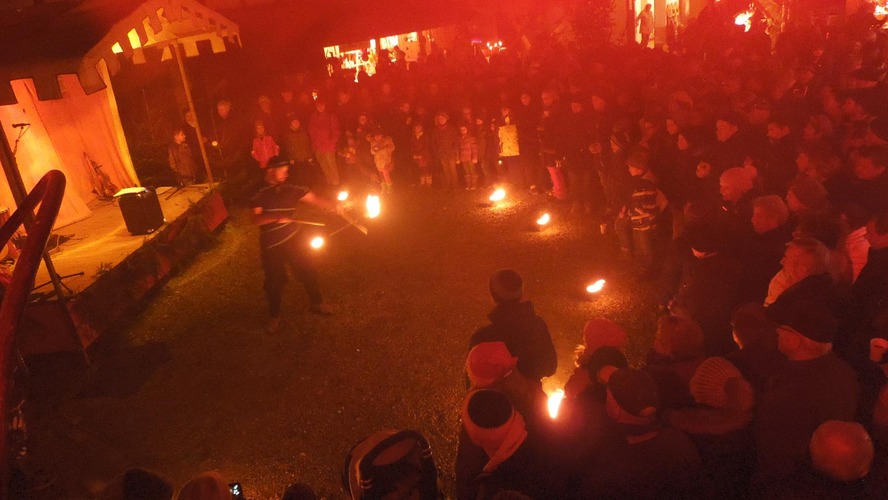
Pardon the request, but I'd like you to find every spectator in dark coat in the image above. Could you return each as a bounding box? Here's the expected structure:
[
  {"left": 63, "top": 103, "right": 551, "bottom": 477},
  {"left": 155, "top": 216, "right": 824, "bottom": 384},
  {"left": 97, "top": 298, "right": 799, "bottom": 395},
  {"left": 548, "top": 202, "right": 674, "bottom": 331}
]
[
  {"left": 725, "top": 303, "right": 786, "bottom": 393},
  {"left": 669, "top": 223, "right": 743, "bottom": 355},
  {"left": 741, "top": 195, "right": 794, "bottom": 302},
  {"left": 706, "top": 113, "right": 750, "bottom": 174},
  {"left": 833, "top": 145, "right": 888, "bottom": 216},
  {"left": 854, "top": 211, "right": 888, "bottom": 343},
  {"left": 578, "top": 369, "right": 708, "bottom": 499},
  {"left": 645, "top": 315, "right": 707, "bottom": 410},
  {"left": 753, "top": 302, "right": 860, "bottom": 488},
  {"left": 431, "top": 111, "right": 460, "bottom": 189},
  {"left": 760, "top": 116, "right": 799, "bottom": 196},
  {"left": 456, "top": 389, "right": 561, "bottom": 500},
  {"left": 666, "top": 357, "right": 757, "bottom": 499},
  {"left": 470, "top": 269, "right": 557, "bottom": 382},
  {"left": 718, "top": 166, "right": 758, "bottom": 251}
]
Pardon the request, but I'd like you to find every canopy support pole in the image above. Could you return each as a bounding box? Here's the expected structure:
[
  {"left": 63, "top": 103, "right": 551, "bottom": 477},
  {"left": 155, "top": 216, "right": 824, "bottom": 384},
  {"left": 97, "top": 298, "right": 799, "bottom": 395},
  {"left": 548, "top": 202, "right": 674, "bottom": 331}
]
[{"left": 172, "top": 41, "right": 215, "bottom": 186}]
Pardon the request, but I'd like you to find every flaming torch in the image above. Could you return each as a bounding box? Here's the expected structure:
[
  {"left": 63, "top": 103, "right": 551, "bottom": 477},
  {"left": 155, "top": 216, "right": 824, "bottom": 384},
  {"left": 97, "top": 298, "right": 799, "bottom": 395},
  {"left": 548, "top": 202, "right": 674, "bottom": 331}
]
[
  {"left": 310, "top": 236, "right": 325, "bottom": 250},
  {"left": 366, "top": 194, "right": 381, "bottom": 219},
  {"left": 586, "top": 279, "right": 606, "bottom": 294},
  {"left": 489, "top": 188, "right": 506, "bottom": 203},
  {"left": 337, "top": 190, "right": 349, "bottom": 201},
  {"left": 734, "top": 9, "right": 753, "bottom": 32},
  {"left": 535, "top": 212, "right": 551, "bottom": 230},
  {"left": 547, "top": 389, "right": 565, "bottom": 419}
]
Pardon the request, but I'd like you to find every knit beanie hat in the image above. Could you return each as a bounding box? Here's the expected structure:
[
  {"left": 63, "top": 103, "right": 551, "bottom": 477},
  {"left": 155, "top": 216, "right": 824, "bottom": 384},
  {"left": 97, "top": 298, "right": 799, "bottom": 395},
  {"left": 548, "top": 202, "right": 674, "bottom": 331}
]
[
  {"left": 489, "top": 269, "right": 523, "bottom": 303},
  {"left": 582, "top": 318, "right": 628, "bottom": 353},
  {"left": 582, "top": 346, "right": 629, "bottom": 381},
  {"left": 789, "top": 176, "right": 829, "bottom": 212},
  {"left": 780, "top": 300, "right": 839, "bottom": 343},
  {"left": 461, "top": 390, "right": 527, "bottom": 471},
  {"left": 607, "top": 369, "right": 658, "bottom": 417},
  {"left": 690, "top": 357, "right": 755, "bottom": 411},
  {"left": 466, "top": 342, "right": 518, "bottom": 388},
  {"left": 177, "top": 471, "right": 229, "bottom": 500}
]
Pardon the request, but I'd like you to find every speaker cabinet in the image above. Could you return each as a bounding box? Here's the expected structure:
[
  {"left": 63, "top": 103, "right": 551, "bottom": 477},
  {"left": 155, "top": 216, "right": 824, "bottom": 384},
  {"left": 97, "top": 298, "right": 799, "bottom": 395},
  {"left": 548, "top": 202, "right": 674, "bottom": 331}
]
[{"left": 115, "top": 188, "right": 165, "bottom": 235}]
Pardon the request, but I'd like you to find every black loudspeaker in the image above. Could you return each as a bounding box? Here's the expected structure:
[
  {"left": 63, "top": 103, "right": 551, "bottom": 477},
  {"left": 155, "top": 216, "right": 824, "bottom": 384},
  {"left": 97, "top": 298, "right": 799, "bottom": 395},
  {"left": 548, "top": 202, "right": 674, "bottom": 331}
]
[{"left": 115, "top": 188, "right": 165, "bottom": 235}]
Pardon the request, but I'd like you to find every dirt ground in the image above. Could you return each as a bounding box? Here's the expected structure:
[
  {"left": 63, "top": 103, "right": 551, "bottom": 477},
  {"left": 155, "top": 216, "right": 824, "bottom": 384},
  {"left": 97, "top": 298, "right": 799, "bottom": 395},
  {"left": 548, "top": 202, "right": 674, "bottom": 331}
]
[{"left": 25, "top": 185, "right": 661, "bottom": 499}]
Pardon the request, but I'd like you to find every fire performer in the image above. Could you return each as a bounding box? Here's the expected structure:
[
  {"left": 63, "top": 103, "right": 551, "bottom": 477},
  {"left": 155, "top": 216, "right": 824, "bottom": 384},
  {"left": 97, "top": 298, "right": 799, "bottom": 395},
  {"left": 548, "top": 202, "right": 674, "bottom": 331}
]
[{"left": 251, "top": 158, "right": 338, "bottom": 333}]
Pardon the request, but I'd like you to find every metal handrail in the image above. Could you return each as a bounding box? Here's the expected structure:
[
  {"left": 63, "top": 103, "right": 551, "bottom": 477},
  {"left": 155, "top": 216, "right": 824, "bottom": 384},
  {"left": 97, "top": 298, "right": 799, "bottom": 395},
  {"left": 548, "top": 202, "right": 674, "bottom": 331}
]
[{"left": 0, "top": 170, "right": 66, "bottom": 498}]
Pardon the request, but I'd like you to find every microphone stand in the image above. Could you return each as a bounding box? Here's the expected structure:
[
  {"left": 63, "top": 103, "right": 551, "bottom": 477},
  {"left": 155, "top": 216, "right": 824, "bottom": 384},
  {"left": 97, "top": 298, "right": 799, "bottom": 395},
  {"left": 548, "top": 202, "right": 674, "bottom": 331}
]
[{"left": 11, "top": 125, "right": 29, "bottom": 156}]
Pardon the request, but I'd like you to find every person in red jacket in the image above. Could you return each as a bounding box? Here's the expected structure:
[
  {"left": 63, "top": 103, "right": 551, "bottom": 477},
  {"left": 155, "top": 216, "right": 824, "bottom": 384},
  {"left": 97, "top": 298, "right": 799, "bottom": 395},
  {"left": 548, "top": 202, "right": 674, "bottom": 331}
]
[
  {"left": 308, "top": 99, "right": 342, "bottom": 186},
  {"left": 250, "top": 120, "right": 280, "bottom": 169}
]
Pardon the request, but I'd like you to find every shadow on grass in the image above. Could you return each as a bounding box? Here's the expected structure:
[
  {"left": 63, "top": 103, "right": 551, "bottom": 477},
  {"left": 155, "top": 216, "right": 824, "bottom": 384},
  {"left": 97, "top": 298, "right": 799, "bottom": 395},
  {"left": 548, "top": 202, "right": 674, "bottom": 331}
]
[{"left": 23, "top": 342, "right": 171, "bottom": 409}]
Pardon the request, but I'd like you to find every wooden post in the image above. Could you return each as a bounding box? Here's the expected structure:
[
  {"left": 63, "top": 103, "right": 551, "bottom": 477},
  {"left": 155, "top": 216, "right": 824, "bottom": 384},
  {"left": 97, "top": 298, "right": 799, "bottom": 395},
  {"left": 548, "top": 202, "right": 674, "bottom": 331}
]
[
  {"left": 0, "top": 122, "right": 28, "bottom": 206},
  {"left": 0, "top": 121, "right": 74, "bottom": 326},
  {"left": 172, "top": 41, "right": 215, "bottom": 185}
]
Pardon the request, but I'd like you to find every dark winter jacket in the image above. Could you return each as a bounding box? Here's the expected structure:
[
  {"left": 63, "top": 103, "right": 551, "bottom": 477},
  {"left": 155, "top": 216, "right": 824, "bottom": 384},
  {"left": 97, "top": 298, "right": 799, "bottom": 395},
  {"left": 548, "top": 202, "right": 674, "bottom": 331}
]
[{"left": 470, "top": 300, "right": 557, "bottom": 381}]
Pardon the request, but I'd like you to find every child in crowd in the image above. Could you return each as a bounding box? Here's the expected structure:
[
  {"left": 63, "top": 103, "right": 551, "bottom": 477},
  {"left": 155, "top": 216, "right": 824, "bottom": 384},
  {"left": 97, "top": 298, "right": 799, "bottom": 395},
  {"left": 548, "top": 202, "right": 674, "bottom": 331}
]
[
  {"left": 251, "top": 120, "right": 280, "bottom": 169},
  {"left": 168, "top": 127, "right": 197, "bottom": 186},
  {"left": 370, "top": 129, "right": 396, "bottom": 193},
  {"left": 412, "top": 123, "right": 433, "bottom": 187},
  {"left": 458, "top": 124, "right": 479, "bottom": 190}
]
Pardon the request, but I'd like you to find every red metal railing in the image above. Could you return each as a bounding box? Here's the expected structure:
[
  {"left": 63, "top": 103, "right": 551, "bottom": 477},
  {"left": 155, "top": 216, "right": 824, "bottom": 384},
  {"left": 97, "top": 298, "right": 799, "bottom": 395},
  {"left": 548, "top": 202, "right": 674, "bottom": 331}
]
[{"left": 0, "top": 170, "right": 66, "bottom": 497}]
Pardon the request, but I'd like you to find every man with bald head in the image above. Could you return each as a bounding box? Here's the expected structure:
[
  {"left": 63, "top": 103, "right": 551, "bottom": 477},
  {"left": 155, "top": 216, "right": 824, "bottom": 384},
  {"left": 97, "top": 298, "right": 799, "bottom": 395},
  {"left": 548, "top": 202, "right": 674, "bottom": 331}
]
[{"left": 761, "top": 421, "right": 876, "bottom": 497}]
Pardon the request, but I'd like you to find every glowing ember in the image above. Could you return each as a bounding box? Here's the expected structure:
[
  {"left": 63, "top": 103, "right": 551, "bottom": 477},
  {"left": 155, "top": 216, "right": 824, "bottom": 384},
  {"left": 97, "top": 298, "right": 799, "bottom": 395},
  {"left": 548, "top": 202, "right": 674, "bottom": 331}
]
[
  {"left": 337, "top": 191, "right": 349, "bottom": 201},
  {"left": 536, "top": 213, "right": 551, "bottom": 226},
  {"left": 489, "top": 188, "right": 506, "bottom": 202},
  {"left": 734, "top": 10, "right": 753, "bottom": 32},
  {"left": 310, "top": 236, "right": 325, "bottom": 249},
  {"left": 547, "top": 389, "right": 565, "bottom": 419},
  {"left": 586, "top": 279, "right": 606, "bottom": 294},
  {"left": 366, "top": 195, "right": 381, "bottom": 219}
]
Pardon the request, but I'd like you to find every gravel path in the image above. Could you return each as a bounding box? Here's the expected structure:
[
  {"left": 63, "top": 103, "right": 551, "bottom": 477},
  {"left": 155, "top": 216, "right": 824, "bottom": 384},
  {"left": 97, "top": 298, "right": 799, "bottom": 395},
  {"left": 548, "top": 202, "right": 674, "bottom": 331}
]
[{"left": 28, "top": 186, "right": 660, "bottom": 498}]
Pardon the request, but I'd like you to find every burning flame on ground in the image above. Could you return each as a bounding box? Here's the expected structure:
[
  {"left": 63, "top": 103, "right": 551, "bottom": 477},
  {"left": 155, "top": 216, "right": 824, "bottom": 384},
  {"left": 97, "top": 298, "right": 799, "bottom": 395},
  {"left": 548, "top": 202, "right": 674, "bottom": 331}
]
[
  {"left": 547, "top": 389, "right": 565, "bottom": 419},
  {"left": 337, "top": 191, "right": 349, "bottom": 201},
  {"left": 310, "top": 236, "right": 325, "bottom": 249},
  {"left": 586, "top": 279, "right": 606, "bottom": 294},
  {"left": 489, "top": 188, "right": 506, "bottom": 202},
  {"left": 366, "top": 195, "right": 381, "bottom": 219},
  {"left": 536, "top": 213, "right": 551, "bottom": 226}
]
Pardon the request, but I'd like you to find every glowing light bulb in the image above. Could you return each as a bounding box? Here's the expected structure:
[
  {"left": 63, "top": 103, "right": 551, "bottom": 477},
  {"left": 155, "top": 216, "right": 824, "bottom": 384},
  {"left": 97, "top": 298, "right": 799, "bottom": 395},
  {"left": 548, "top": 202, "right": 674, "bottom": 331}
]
[{"left": 310, "top": 236, "right": 325, "bottom": 249}]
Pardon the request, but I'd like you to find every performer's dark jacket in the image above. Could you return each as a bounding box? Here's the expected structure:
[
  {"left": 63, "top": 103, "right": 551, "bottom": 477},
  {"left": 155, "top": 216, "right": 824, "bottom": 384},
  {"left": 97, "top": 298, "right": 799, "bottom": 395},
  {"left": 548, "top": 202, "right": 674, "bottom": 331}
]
[{"left": 249, "top": 182, "right": 308, "bottom": 250}]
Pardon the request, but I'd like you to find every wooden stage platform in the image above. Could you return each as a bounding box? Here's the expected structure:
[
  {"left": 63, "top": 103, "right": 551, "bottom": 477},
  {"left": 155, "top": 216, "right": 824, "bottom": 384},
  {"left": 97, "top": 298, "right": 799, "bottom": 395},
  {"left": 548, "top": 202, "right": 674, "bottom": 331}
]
[
  {"left": 34, "top": 185, "right": 211, "bottom": 296},
  {"left": 19, "top": 184, "right": 228, "bottom": 357}
]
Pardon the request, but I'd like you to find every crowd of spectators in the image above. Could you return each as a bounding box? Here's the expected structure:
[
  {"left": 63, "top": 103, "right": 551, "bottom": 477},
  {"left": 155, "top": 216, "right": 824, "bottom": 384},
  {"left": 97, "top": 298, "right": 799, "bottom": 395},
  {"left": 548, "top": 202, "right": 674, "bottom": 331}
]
[{"left": 137, "top": 1, "right": 888, "bottom": 498}]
